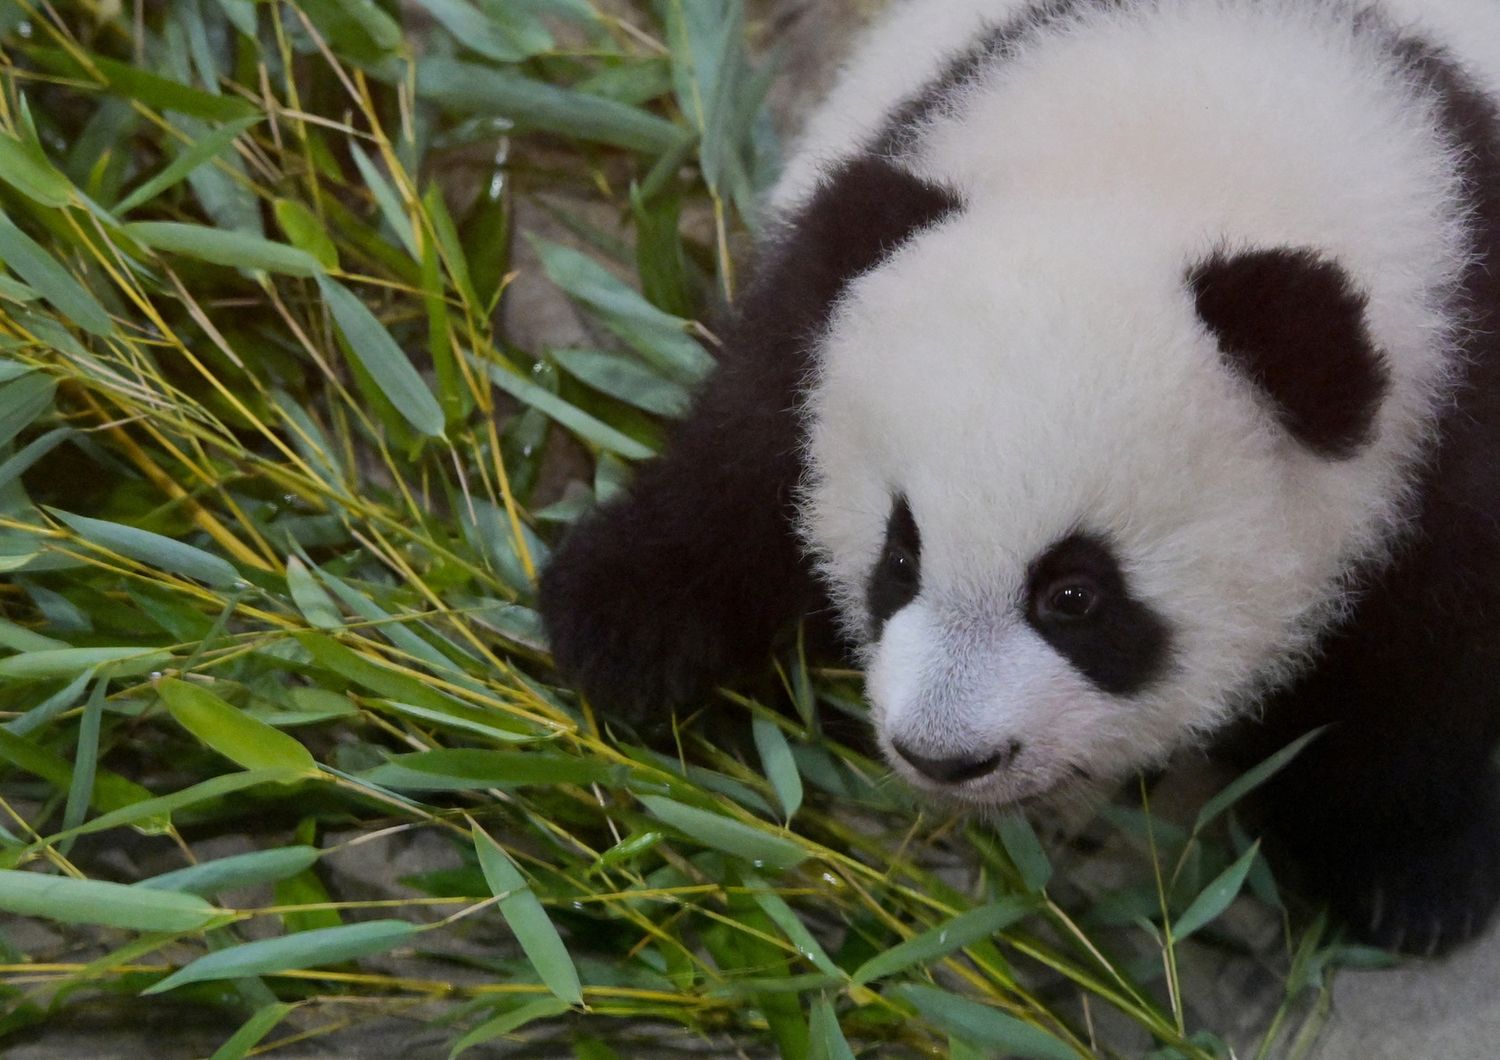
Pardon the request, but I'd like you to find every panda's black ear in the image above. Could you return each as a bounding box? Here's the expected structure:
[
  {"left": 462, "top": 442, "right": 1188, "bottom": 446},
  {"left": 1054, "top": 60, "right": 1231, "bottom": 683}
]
[{"left": 1188, "top": 247, "right": 1389, "bottom": 459}]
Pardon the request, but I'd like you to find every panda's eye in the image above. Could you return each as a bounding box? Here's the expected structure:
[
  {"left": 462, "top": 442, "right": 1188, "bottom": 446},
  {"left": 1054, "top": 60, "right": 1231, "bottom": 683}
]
[
  {"left": 883, "top": 544, "right": 918, "bottom": 587},
  {"left": 1037, "top": 578, "right": 1101, "bottom": 622}
]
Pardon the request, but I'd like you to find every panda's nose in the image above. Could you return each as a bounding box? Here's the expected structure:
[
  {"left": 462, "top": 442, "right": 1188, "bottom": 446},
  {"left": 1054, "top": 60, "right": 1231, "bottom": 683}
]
[{"left": 892, "top": 740, "right": 1017, "bottom": 784}]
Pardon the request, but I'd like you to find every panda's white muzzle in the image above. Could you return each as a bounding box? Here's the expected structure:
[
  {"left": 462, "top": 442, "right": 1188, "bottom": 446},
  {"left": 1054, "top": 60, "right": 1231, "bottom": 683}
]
[{"left": 868, "top": 602, "right": 1113, "bottom": 805}]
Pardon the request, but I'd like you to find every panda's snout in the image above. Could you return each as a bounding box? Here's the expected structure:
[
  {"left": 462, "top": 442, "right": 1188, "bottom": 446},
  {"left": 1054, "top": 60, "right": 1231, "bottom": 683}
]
[{"left": 891, "top": 738, "right": 1022, "bottom": 784}]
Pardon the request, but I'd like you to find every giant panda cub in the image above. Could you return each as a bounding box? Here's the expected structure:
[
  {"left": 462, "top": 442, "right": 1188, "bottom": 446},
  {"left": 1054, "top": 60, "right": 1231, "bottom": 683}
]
[{"left": 539, "top": 0, "right": 1500, "bottom": 955}]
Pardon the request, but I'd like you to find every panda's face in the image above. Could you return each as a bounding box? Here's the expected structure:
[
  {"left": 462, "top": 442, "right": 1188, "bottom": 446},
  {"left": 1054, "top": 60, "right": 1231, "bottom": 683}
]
[{"left": 800, "top": 207, "right": 1402, "bottom": 806}]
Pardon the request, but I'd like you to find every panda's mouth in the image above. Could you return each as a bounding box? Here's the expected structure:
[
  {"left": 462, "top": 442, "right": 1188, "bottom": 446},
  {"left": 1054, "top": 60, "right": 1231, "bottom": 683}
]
[{"left": 893, "top": 758, "right": 1077, "bottom": 809}]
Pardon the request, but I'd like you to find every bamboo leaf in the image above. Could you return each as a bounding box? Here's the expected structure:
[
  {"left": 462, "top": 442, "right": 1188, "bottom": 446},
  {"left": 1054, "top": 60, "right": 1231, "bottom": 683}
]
[
  {"left": 473, "top": 823, "right": 584, "bottom": 1005},
  {"left": 0, "top": 646, "right": 172, "bottom": 680},
  {"left": 889, "top": 985, "right": 1076, "bottom": 1060},
  {"left": 851, "top": 899, "right": 1031, "bottom": 986},
  {"left": 0, "top": 427, "right": 74, "bottom": 493},
  {"left": 414, "top": 0, "right": 552, "bottom": 63},
  {"left": 1172, "top": 841, "right": 1261, "bottom": 941},
  {"left": 0, "top": 371, "right": 57, "bottom": 449},
  {"left": 113, "top": 116, "right": 262, "bottom": 215},
  {"left": 551, "top": 348, "right": 691, "bottom": 418},
  {"left": 286, "top": 556, "right": 343, "bottom": 629},
  {"left": 0, "top": 212, "right": 114, "bottom": 336},
  {"left": 360, "top": 749, "right": 615, "bottom": 791},
  {"left": 997, "top": 812, "right": 1052, "bottom": 893},
  {"left": 159, "top": 677, "right": 318, "bottom": 774},
  {"left": 416, "top": 58, "right": 689, "bottom": 154},
  {"left": 752, "top": 715, "right": 803, "bottom": 821},
  {"left": 49, "top": 508, "right": 240, "bottom": 587},
  {"left": 0, "top": 869, "right": 221, "bottom": 932},
  {"left": 24, "top": 46, "right": 260, "bottom": 122},
  {"left": 450, "top": 997, "right": 572, "bottom": 1058},
  {"left": 0, "top": 131, "right": 73, "bottom": 207},
  {"left": 1193, "top": 727, "right": 1326, "bottom": 834},
  {"left": 638, "top": 795, "right": 808, "bottom": 870},
  {"left": 124, "top": 221, "right": 322, "bottom": 277},
  {"left": 274, "top": 198, "right": 339, "bottom": 270},
  {"left": 138, "top": 847, "right": 322, "bottom": 897},
  {"left": 316, "top": 275, "right": 446, "bottom": 438},
  {"left": 475, "top": 353, "right": 653, "bottom": 459},
  {"left": 143, "top": 919, "right": 422, "bottom": 994},
  {"left": 532, "top": 238, "right": 713, "bottom": 382},
  {"left": 208, "top": 1003, "right": 295, "bottom": 1060},
  {"left": 808, "top": 995, "right": 857, "bottom": 1060},
  {"left": 744, "top": 872, "right": 840, "bottom": 977}
]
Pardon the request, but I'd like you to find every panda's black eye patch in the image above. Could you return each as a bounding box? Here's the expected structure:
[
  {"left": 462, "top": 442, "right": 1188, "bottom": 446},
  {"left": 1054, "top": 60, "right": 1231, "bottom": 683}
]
[
  {"left": 1024, "top": 533, "right": 1171, "bottom": 695},
  {"left": 867, "top": 495, "right": 921, "bottom": 638}
]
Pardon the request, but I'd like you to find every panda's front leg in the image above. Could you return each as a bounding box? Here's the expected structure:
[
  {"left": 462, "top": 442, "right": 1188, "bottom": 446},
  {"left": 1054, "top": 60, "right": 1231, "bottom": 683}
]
[
  {"left": 1250, "top": 616, "right": 1500, "bottom": 955},
  {"left": 537, "top": 347, "right": 819, "bottom": 721}
]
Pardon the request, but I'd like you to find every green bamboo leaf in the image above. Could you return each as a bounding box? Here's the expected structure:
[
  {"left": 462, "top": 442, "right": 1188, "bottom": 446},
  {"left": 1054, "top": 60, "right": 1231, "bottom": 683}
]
[
  {"left": 24, "top": 46, "right": 259, "bottom": 122},
  {"left": 113, "top": 116, "right": 262, "bottom": 215},
  {"left": 476, "top": 353, "right": 653, "bottom": 460},
  {"left": 998, "top": 812, "right": 1052, "bottom": 892},
  {"left": 286, "top": 556, "right": 343, "bottom": 629},
  {"left": 0, "top": 212, "right": 114, "bottom": 336},
  {"left": 209, "top": 1003, "right": 295, "bottom": 1060},
  {"left": 0, "top": 646, "right": 172, "bottom": 680},
  {"left": 143, "top": 919, "right": 422, "bottom": 994},
  {"left": 273, "top": 198, "right": 339, "bottom": 270},
  {"left": 638, "top": 795, "right": 809, "bottom": 870},
  {"left": 532, "top": 238, "right": 713, "bottom": 382},
  {"left": 3, "top": 668, "right": 90, "bottom": 735},
  {"left": 851, "top": 899, "right": 1031, "bottom": 986},
  {"left": 160, "top": 678, "right": 317, "bottom": 774},
  {"left": 473, "top": 824, "right": 584, "bottom": 1005},
  {"left": 360, "top": 749, "right": 615, "bottom": 791},
  {"left": 0, "top": 131, "right": 73, "bottom": 207},
  {"left": 1171, "top": 841, "right": 1261, "bottom": 942},
  {"left": 808, "top": 995, "right": 857, "bottom": 1060},
  {"left": 889, "top": 985, "right": 1077, "bottom": 1059},
  {"left": 551, "top": 348, "right": 692, "bottom": 418},
  {"left": 348, "top": 143, "right": 418, "bottom": 259},
  {"left": 124, "top": 221, "right": 321, "bottom": 277},
  {"left": 138, "top": 847, "right": 322, "bottom": 897},
  {"left": 450, "top": 997, "right": 572, "bottom": 1058},
  {"left": 49, "top": 508, "right": 239, "bottom": 587},
  {"left": 0, "top": 724, "right": 154, "bottom": 815},
  {"left": 0, "top": 869, "right": 221, "bottom": 932},
  {"left": 0, "top": 372, "right": 57, "bottom": 449},
  {"left": 414, "top": 0, "right": 552, "bottom": 63},
  {"left": 316, "top": 276, "right": 446, "bottom": 438},
  {"left": 211, "top": 0, "right": 259, "bottom": 37},
  {"left": 0, "top": 427, "right": 74, "bottom": 493},
  {"left": 744, "top": 872, "right": 840, "bottom": 977},
  {"left": 416, "top": 58, "right": 689, "bottom": 154},
  {"left": 752, "top": 715, "right": 803, "bottom": 821},
  {"left": 44, "top": 769, "right": 302, "bottom": 847},
  {"left": 1194, "top": 727, "right": 1327, "bottom": 834},
  {"left": 61, "top": 678, "right": 106, "bottom": 838}
]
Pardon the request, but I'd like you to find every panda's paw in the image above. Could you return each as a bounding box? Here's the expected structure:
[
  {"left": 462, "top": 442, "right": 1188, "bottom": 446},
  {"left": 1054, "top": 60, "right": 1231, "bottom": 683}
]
[
  {"left": 537, "top": 509, "right": 741, "bottom": 724},
  {"left": 1327, "top": 813, "right": 1500, "bottom": 957}
]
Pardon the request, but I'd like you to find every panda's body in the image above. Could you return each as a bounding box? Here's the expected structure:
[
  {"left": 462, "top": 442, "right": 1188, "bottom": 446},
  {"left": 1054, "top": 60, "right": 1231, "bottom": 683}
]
[{"left": 540, "top": 0, "right": 1500, "bottom": 954}]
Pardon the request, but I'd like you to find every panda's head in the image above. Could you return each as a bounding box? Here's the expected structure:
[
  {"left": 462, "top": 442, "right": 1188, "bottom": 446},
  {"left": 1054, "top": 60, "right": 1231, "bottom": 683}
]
[{"left": 798, "top": 162, "right": 1408, "bottom": 808}]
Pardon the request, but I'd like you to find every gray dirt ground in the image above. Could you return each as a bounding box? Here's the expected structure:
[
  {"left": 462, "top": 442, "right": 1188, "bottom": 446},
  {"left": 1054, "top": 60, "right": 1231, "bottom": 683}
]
[{"left": 10, "top": 3, "right": 1500, "bottom": 1056}]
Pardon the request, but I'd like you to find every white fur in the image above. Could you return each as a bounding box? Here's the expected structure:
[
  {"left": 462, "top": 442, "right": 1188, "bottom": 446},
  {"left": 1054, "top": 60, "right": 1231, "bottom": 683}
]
[{"left": 789, "top": 0, "right": 1490, "bottom": 798}]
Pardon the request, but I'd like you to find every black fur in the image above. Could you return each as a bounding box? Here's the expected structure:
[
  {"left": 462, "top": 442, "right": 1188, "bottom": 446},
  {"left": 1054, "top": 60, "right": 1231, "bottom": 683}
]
[
  {"left": 538, "top": 157, "right": 962, "bottom": 717},
  {"left": 1023, "top": 532, "right": 1172, "bottom": 696},
  {"left": 1229, "top": 35, "right": 1500, "bottom": 956},
  {"left": 1189, "top": 248, "right": 1389, "bottom": 459},
  {"left": 867, "top": 495, "right": 922, "bottom": 638}
]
